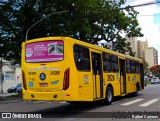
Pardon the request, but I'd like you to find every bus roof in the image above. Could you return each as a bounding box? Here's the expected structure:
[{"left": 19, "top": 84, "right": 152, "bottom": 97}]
[
  {"left": 68, "top": 37, "right": 143, "bottom": 63},
  {"left": 23, "top": 36, "right": 143, "bottom": 63}
]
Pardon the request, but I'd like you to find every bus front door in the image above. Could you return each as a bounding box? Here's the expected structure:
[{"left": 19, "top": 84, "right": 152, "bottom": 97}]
[
  {"left": 91, "top": 52, "right": 103, "bottom": 99},
  {"left": 119, "top": 59, "right": 126, "bottom": 95}
]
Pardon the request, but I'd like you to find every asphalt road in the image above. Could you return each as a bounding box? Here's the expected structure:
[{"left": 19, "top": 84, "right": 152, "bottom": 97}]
[{"left": 0, "top": 84, "right": 160, "bottom": 121}]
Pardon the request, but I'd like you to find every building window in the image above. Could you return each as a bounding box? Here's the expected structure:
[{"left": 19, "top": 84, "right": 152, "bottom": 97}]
[
  {"left": 4, "top": 74, "right": 10, "bottom": 80},
  {"left": 4, "top": 74, "right": 14, "bottom": 81}
]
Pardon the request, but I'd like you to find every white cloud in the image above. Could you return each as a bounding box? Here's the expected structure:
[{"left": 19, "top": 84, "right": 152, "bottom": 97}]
[{"left": 126, "top": 0, "right": 160, "bottom": 64}]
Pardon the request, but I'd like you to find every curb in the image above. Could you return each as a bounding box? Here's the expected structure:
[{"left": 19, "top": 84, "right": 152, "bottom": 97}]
[
  {"left": 0, "top": 99, "right": 23, "bottom": 104},
  {"left": 0, "top": 93, "right": 18, "bottom": 97},
  {"left": 0, "top": 93, "right": 23, "bottom": 102}
]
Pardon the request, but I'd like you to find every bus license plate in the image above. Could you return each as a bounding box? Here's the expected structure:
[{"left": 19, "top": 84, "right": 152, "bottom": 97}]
[{"left": 40, "top": 83, "right": 48, "bottom": 87}]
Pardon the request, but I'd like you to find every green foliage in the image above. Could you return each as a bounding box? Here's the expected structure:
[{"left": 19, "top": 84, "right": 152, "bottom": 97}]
[
  {"left": 0, "top": 0, "right": 143, "bottom": 64},
  {"left": 150, "top": 65, "right": 160, "bottom": 76},
  {"left": 141, "top": 59, "right": 149, "bottom": 75}
]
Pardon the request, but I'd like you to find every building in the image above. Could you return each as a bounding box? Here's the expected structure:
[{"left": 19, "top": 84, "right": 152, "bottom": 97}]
[
  {"left": 137, "top": 39, "right": 148, "bottom": 59},
  {"left": 144, "top": 47, "right": 158, "bottom": 68},
  {"left": 125, "top": 36, "right": 158, "bottom": 68},
  {"left": 137, "top": 40, "right": 142, "bottom": 58},
  {"left": 2, "top": 64, "right": 15, "bottom": 81},
  {"left": 125, "top": 35, "right": 138, "bottom": 57},
  {"left": 0, "top": 59, "right": 21, "bottom": 93}
]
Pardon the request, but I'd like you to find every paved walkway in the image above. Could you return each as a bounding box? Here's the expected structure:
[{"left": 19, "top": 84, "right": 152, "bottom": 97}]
[{"left": 0, "top": 92, "right": 17, "bottom": 98}]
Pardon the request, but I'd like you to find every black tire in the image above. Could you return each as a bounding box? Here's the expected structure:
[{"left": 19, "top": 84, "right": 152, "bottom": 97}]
[
  {"left": 103, "top": 87, "right": 113, "bottom": 105},
  {"left": 68, "top": 101, "right": 80, "bottom": 104},
  {"left": 133, "top": 86, "right": 138, "bottom": 96}
]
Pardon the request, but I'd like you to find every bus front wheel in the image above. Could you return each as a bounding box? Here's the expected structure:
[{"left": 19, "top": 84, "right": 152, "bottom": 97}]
[{"left": 104, "top": 87, "right": 113, "bottom": 105}]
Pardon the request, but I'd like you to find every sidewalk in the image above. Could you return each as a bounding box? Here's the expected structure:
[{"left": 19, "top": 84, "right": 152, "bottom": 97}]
[
  {"left": 0, "top": 92, "right": 23, "bottom": 103},
  {"left": 0, "top": 92, "right": 18, "bottom": 98}
]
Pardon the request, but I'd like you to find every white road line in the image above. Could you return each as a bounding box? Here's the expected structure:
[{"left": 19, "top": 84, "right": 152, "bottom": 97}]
[
  {"left": 46, "top": 101, "right": 52, "bottom": 103},
  {"left": 59, "top": 101, "right": 66, "bottom": 103},
  {"left": 139, "top": 99, "right": 159, "bottom": 107},
  {"left": 33, "top": 101, "right": 48, "bottom": 103},
  {"left": 121, "top": 99, "right": 143, "bottom": 106}
]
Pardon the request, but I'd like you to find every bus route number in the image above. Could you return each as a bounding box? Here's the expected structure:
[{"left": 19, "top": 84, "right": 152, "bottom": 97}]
[{"left": 50, "top": 71, "right": 60, "bottom": 75}]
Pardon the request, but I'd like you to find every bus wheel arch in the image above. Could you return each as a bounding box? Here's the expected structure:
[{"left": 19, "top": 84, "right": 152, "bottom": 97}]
[{"left": 104, "top": 84, "right": 114, "bottom": 105}]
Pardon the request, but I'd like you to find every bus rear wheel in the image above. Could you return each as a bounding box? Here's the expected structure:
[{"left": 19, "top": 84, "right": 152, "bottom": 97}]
[
  {"left": 68, "top": 101, "right": 80, "bottom": 104},
  {"left": 103, "top": 87, "right": 113, "bottom": 105},
  {"left": 132, "top": 85, "right": 139, "bottom": 96}
]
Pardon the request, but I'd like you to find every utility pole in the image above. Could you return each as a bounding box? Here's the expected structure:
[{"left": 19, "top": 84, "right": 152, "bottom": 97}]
[
  {"left": 25, "top": 10, "right": 69, "bottom": 41},
  {"left": 0, "top": 44, "right": 3, "bottom": 93},
  {"left": 25, "top": 4, "right": 75, "bottom": 41}
]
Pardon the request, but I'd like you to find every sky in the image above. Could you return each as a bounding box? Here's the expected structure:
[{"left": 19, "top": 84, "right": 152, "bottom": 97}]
[{"left": 126, "top": 0, "right": 160, "bottom": 64}]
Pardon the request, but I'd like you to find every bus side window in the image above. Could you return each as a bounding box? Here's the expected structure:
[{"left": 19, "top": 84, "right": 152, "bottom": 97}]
[
  {"left": 73, "top": 44, "right": 90, "bottom": 71},
  {"left": 135, "top": 61, "right": 139, "bottom": 73},
  {"left": 102, "top": 52, "right": 111, "bottom": 72},
  {"left": 92, "top": 54, "right": 100, "bottom": 75},
  {"left": 130, "top": 60, "right": 136, "bottom": 73},
  {"left": 126, "top": 59, "right": 131, "bottom": 73},
  {"left": 111, "top": 55, "right": 118, "bottom": 72},
  {"left": 92, "top": 60, "right": 97, "bottom": 75},
  {"left": 73, "top": 45, "right": 79, "bottom": 58}
]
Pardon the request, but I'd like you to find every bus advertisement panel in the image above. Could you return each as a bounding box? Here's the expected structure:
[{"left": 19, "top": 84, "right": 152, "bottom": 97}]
[{"left": 25, "top": 41, "right": 64, "bottom": 62}]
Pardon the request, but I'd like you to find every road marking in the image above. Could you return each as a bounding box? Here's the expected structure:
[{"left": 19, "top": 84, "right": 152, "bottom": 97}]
[
  {"left": 33, "top": 101, "right": 48, "bottom": 103},
  {"left": 139, "top": 99, "right": 159, "bottom": 107},
  {"left": 121, "top": 99, "right": 143, "bottom": 106},
  {"left": 59, "top": 101, "right": 66, "bottom": 103},
  {"left": 46, "top": 101, "right": 52, "bottom": 103}
]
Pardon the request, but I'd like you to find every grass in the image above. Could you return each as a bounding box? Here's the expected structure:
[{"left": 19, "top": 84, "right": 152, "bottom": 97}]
[{"left": 146, "top": 81, "right": 151, "bottom": 85}]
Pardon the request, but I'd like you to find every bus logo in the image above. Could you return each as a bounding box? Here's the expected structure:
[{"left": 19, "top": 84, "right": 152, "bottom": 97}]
[{"left": 39, "top": 73, "right": 46, "bottom": 81}]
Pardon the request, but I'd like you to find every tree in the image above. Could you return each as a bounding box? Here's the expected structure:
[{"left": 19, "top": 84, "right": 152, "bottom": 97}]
[
  {"left": 142, "top": 59, "right": 149, "bottom": 75},
  {"left": 113, "top": 37, "right": 136, "bottom": 56},
  {"left": 150, "top": 65, "right": 160, "bottom": 76},
  {"left": 1, "top": 0, "right": 143, "bottom": 65}
]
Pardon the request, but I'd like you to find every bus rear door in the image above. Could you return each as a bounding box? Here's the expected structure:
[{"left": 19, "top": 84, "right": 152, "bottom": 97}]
[
  {"left": 91, "top": 51, "right": 103, "bottom": 99},
  {"left": 119, "top": 59, "right": 126, "bottom": 95}
]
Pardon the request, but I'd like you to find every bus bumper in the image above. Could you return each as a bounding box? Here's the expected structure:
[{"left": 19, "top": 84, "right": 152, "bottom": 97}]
[{"left": 22, "top": 90, "right": 64, "bottom": 101}]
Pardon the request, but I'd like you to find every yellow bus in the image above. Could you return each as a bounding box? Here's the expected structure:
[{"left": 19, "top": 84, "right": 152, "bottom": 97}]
[{"left": 21, "top": 37, "right": 144, "bottom": 104}]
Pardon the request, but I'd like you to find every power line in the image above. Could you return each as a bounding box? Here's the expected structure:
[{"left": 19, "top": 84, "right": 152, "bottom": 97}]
[
  {"left": 126, "top": 0, "right": 144, "bottom": 3},
  {"left": 69, "top": 1, "right": 160, "bottom": 21},
  {"left": 121, "top": 1, "right": 160, "bottom": 9},
  {"left": 138, "top": 14, "right": 160, "bottom": 17},
  {"left": 126, "top": 1, "right": 160, "bottom": 17}
]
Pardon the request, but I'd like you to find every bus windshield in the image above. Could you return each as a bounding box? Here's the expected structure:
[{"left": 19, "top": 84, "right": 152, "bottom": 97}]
[{"left": 25, "top": 40, "right": 64, "bottom": 62}]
